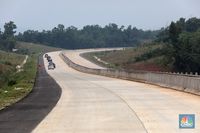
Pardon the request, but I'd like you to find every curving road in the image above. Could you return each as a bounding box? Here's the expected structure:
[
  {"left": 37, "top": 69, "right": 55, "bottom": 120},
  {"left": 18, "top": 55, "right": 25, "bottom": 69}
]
[
  {"left": 62, "top": 48, "right": 122, "bottom": 69},
  {"left": 33, "top": 50, "right": 200, "bottom": 133}
]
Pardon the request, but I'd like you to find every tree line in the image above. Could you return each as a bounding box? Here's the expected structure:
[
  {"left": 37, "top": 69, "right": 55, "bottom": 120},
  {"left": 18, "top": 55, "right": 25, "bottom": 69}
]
[
  {"left": 157, "top": 17, "right": 200, "bottom": 73},
  {"left": 17, "top": 24, "right": 159, "bottom": 49},
  {"left": 1, "top": 17, "right": 200, "bottom": 73}
]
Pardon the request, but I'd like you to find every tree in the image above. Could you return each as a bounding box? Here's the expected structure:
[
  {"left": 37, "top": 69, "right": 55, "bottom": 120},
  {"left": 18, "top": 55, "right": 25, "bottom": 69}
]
[
  {"left": 0, "top": 29, "right": 3, "bottom": 49},
  {"left": 157, "top": 17, "right": 200, "bottom": 72},
  {"left": 176, "top": 18, "right": 186, "bottom": 31},
  {"left": 17, "top": 23, "right": 159, "bottom": 49},
  {"left": 168, "top": 22, "right": 182, "bottom": 43},
  {"left": 185, "top": 17, "right": 200, "bottom": 32},
  {"left": 3, "top": 21, "right": 17, "bottom": 39},
  {"left": 57, "top": 24, "right": 65, "bottom": 32},
  {"left": 172, "top": 31, "right": 200, "bottom": 72},
  {"left": 1, "top": 21, "right": 17, "bottom": 51}
]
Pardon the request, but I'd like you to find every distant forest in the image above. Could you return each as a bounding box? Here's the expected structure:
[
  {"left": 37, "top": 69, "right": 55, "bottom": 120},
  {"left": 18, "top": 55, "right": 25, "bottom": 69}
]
[
  {"left": 16, "top": 24, "right": 160, "bottom": 49},
  {"left": 1, "top": 17, "right": 200, "bottom": 72}
]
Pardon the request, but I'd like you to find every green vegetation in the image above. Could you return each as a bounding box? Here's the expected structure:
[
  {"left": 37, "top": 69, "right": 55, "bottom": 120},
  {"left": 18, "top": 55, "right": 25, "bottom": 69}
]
[
  {"left": 17, "top": 24, "right": 159, "bottom": 49},
  {"left": 0, "top": 54, "right": 37, "bottom": 109},
  {"left": 158, "top": 17, "right": 200, "bottom": 72},
  {"left": 1, "top": 16, "right": 199, "bottom": 76},
  {"left": 85, "top": 17, "right": 200, "bottom": 73},
  {"left": 0, "top": 50, "right": 25, "bottom": 66},
  {"left": 0, "top": 40, "right": 61, "bottom": 109},
  {"left": 15, "top": 41, "right": 62, "bottom": 54},
  {"left": 0, "top": 21, "right": 17, "bottom": 51},
  {"left": 0, "top": 50, "right": 28, "bottom": 109},
  {"left": 0, "top": 50, "right": 25, "bottom": 88},
  {"left": 82, "top": 43, "right": 169, "bottom": 71}
]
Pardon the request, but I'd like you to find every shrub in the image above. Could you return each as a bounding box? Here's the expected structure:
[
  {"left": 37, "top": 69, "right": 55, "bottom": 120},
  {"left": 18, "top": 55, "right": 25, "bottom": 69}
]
[{"left": 8, "top": 79, "right": 17, "bottom": 86}]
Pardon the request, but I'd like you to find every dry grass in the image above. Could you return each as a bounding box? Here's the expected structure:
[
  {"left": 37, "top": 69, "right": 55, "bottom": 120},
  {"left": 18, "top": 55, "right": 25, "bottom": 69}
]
[
  {"left": 16, "top": 41, "right": 62, "bottom": 54},
  {"left": 83, "top": 44, "right": 170, "bottom": 72},
  {"left": 0, "top": 50, "right": 25, "bottom": 66},
  {"left": 0, "top": 55, "right": 37, "bottom": 109}
]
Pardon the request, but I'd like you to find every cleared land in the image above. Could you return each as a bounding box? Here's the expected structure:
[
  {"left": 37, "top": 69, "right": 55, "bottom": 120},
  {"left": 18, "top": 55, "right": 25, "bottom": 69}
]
[{"left": 82, "top": 44, "right": 171, "bottom": 72}]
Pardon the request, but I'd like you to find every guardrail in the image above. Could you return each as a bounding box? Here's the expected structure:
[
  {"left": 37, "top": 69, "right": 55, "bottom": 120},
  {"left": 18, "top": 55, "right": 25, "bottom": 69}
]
[{"left": 60, "top": 52, "right": 200, "bottom": 96}]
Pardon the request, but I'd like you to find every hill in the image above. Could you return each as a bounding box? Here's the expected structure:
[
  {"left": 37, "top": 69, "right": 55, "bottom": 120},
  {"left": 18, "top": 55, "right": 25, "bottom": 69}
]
[
  {"left": 82, "top": 43, "right": 171, "bottom": 72},
  {"left": 0, "top": 42, "right": 61, "bottom": 110},
  {"left": 83, "top": 17, "right": 200, "bottom": 73},
  {"left": 15, "top": 41, "right": 62, "bottom": 54}
]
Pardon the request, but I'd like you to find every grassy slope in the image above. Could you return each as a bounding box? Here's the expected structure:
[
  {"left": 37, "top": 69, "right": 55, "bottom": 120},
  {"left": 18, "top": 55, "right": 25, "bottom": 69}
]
[
  {"left": 0, "top": 50, "right": 25, "bottom": 66},
  {"left": 0, "top": 51, "right": 25, "bottom": 87},
  {"left": 16, "top": 41, "right": 62, "bottom": 54},
  {"left": 0, "top": 42, "right": 61, "bottom": 109},
  {"left": 0, "top": 55, "right": 36, "bottom": 109},
  {"left": 0, "top": 51, "right": 25, "bottom": 79},
  {"left": 82, "top": 44, "right": 171, "bottom": 72}
]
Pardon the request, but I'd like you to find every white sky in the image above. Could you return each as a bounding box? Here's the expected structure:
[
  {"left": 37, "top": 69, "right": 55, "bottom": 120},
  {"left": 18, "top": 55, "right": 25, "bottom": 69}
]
[{"left": 0, "top": 0, "right": 200, "bottom": 32}]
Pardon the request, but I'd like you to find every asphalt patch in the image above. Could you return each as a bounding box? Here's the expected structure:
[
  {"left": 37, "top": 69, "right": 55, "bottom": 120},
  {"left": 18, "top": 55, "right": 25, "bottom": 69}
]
[{"left": 0, "top": 55, "right": 62, "bottom": 133}]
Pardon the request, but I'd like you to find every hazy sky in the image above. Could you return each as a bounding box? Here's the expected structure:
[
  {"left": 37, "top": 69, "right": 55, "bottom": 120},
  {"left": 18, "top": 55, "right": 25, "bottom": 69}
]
[{"left": 0, "top": 0, "right": 200, "bottom": 32}]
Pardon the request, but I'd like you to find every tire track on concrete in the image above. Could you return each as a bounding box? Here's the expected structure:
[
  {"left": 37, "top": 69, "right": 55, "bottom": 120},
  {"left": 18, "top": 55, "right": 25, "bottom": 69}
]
[{"left": 0, "top": 55, "right": 62, "bottom": 133}]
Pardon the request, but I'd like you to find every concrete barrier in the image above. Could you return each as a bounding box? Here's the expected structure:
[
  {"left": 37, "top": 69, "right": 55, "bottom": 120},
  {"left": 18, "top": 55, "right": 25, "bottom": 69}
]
[{"left": 60, "top": 52, "right": 200, "bottom": 96}]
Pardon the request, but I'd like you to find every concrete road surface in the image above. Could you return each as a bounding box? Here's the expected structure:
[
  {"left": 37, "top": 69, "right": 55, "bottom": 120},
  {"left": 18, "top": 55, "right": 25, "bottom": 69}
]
[
  {"left": 33, "top": 50, "right": 200, "bottom": 133},
  {"left": 62, "top": 48, "right": 122, "bottom": 69}
]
